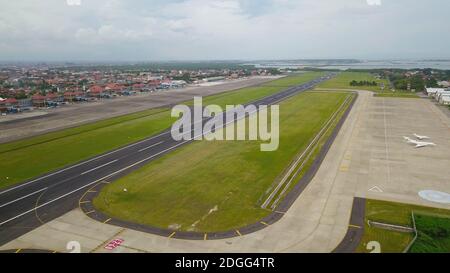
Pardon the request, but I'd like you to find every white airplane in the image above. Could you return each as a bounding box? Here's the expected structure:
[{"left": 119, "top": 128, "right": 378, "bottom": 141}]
[
  {"left": 414, "top": 133, "right": 431, "bottom": 140},
  {"left": 403, "top": 137, "right": 436, "bottom": 148}
]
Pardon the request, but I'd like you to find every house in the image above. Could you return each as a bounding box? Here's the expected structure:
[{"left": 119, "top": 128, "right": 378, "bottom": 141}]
[
  {"left": 45, "top": 93, "right": 61, "bottom": 103},
  {"left": 0, "top": 99, "right": 6, "bottom": 113},
  {"left": 105, "top": 83, "right": 123, "bottom": 93},
  {"left": 18, "top": 98, "right": 32, "bottom": 108},
  {"left": 148, "top": 79, "right": 161, "bottom": 88},
  {"left": 132, "top": 83, "right": 145, "bottom": 91},
  {"left": 4, "top": 98, "right": 18, "bottom": 107},
  {"left": 32, "top": 94, "right": 46, "bottom": 107},
  {"left": 87, "top": 85, "right": 104, "bottom": 97},
  {"left": 64, "top": 91, "right": 85, "bottom": 102}
]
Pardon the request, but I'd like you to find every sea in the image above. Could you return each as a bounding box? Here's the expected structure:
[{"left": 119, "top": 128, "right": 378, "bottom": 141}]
[{"left": 249, "top": 60, "right": 450, "bottom": 70}]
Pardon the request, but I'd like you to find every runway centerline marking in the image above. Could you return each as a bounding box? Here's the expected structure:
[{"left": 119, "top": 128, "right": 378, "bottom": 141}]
[
  {"left": 0, "top": 76, "right": 332, "bottom": 227},
  {"left": 0, "top": 187, "right": 48, "bottom": 209},
  {"left": 0, "top": 139, "right": 191, "bottom": 227},
  {"left": 81, "top": 160, "right": 118, "bottom": 175},
  {"left": 0, "top": 131, "right": 170, "bottom": 195},
  {"left": 0, "top": 79, "right": 315, "bottom": 196},
  {"left": 138, "top": 141, "right": 165, "bottom": 152}
]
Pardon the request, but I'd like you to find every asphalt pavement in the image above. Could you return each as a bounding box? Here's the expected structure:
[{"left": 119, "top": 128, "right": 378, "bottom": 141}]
[{"left": 0, "top": 74, "right": 334, "bottom": 246}]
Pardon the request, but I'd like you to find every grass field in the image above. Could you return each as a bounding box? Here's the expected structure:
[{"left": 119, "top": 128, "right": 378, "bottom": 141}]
[
  {"left": 409, "top": 214, "right": 450, "bottom": 253},
  {"left": 0, "top": 73, "right": 324, "bottom": 190},
  {"left": 263, "top": 72, "right": 325, "bottom": 87},
  {"left": 94, "top": 91, "right": 351, "bottom": 232},
  {"left": 374, "top": 92, "right": 419, "bottom": 98},
  {"left": 317, "top": 72, "right": 388, "bottom": 92},
  {"left": 317, "top": 72, "right": 421, "bottom": 98},
  {"left": 356, "top": 199, "right": 450, "bottom": 253},
  {"left": 263, "top": 90, "right": 354, "bottom": 209}
]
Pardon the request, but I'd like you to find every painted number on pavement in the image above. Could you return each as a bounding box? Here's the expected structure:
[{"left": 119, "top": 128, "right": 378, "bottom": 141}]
[{"left": 104, "top": 239, "right": 124, "bottom": 250}]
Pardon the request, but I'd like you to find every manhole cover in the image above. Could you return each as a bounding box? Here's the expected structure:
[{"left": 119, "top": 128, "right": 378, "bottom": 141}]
[{"left": 418, "top": 190, "right": 450, "bottom": 204}]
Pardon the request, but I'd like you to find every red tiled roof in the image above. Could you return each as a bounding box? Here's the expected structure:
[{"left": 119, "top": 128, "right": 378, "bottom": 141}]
[
  {"left": 4, "top": 98, "right": 18, "bottom": 104},
  {"left": 32, "top": 95, "right": 46, "bottom": 100},
  {"left": 89, "top": 86, "right": 104, "bottom": 93},
  {"left": 105, "top": 83, "right": 122, "bottom": 90},
  {"left": 64, "top": 91, "right": 84, "bottom": 96},
  {"left": 46, "top": 93, "right": 57, "bottom": 99}
]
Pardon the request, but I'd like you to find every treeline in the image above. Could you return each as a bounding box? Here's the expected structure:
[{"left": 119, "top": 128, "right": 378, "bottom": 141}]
[
  {"left": 349, "top": 80, "right": 378, "bottom": 87},
  {"left": 389, "top": 74, "right": 428, "bottom": 91}
]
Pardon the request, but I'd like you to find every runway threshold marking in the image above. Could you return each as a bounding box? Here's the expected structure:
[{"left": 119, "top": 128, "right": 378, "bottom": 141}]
[
  {"left": 138, "top": 141, "right": 165, "bottom": 152},
  {"left": 81, "top": 160, "right": 118, "bottom": 175}
]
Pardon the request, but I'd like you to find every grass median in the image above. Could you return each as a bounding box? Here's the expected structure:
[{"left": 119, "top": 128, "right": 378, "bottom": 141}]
[
  {"left": 0, "top": 72, "right": 324, "bottom": 190},
  {"left": 317, "top": 72, "right": 388, "bottom": 92},
  {"left": 317, "top": 72, "right": 420, "bottom": 98},
  {"left": 356, "top": 199, "right": 450, "bottom": 253},
  {"left": 93, "top": 91, "right": 351, "bottom": 233},
  {"left": 373, "top": 92, "right": 419, "bottom": 98}
]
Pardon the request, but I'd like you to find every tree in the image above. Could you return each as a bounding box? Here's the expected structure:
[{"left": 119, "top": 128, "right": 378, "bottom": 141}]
[{"left": 15, "top": 92, "right": 28, "bottom": 100}]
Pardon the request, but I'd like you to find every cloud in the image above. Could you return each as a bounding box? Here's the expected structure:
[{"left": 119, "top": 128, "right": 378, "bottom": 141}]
[
  {"left": 66, "top": 0, "right": 82, "bottom": 6},
  {"left": 0, "top": 0, "right": 449, "bottom": 61},
  {"left": 367, "top": 0, "right": 382, "bottom": 6}
]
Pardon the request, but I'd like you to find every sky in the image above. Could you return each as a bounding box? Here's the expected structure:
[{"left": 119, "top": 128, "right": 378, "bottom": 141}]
[{"left": 0, "top": 0, "right": 449, "bottom": 61}]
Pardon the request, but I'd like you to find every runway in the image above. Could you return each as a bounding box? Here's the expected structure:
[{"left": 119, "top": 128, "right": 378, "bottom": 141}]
[
  {"left": 0, "top": 74, "right": 333, "bottom": 246},
  {"left": 0, "top": 76, "right": 278, "bottom": 144}
]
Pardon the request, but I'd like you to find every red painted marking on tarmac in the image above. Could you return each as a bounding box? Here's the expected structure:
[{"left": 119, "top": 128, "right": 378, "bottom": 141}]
[{"left": 104, "top": 238, "right": 125, "bottom": 250}]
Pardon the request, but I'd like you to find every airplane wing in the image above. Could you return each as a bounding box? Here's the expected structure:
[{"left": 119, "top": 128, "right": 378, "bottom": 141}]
[
  {"left": 415, "top": 143, "right": 436, "bottom": 148},
  {"left": 414, "top": 134, "right": 430, "bottom": 140}
]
